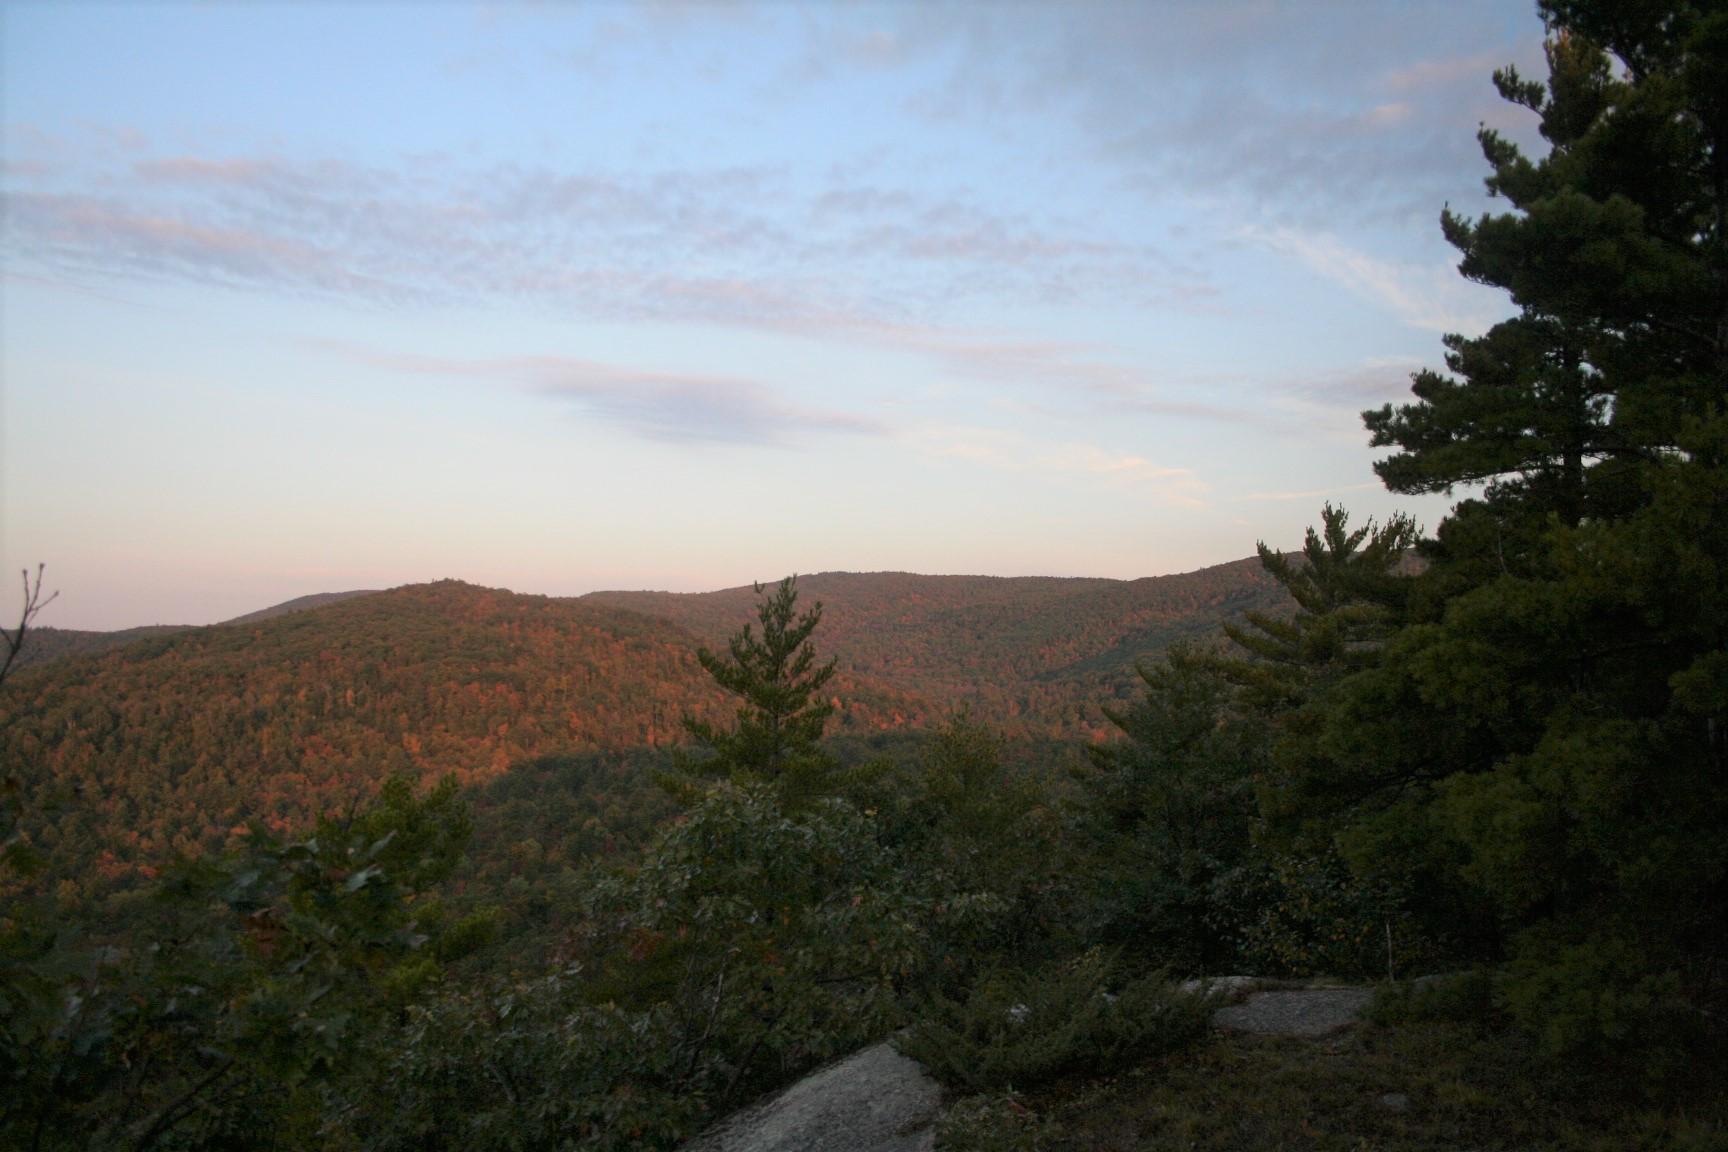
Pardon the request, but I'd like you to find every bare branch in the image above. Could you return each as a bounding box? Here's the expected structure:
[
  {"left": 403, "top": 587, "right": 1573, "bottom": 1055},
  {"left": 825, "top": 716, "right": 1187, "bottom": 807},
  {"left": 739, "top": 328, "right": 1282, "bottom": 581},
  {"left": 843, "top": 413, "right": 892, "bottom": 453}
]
[{"left": 0, "top": 564, "right": 58, "bottom": 692}]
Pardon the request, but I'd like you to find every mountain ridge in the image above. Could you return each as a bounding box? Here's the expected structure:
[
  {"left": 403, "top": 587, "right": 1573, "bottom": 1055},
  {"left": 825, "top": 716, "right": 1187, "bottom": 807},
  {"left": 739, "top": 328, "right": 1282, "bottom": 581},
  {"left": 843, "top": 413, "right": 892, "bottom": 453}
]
[
  {"left": 15, "top": 589, "right": 385, "bottom": 672},
  {"left": 19, "top": 559, "right": 1270, "bottom": 660},
  {"left": 2, "top": 562, "right": 1286, "bottom": 897}
]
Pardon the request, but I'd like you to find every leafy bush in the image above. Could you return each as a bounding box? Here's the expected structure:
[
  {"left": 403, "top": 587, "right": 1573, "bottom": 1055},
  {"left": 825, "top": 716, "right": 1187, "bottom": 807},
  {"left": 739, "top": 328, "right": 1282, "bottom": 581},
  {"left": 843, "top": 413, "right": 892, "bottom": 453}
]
[
  {"left": 575, "top": 781, "right": 925, "bottom": 1091},
  {"left": 352, "top": 972, "right": 711, "bottom": 1152},
  {"left": 1215, "top": 851, "right": 1438, "bottom": 981},
  {"left": 362, "top": 780, "right": 933, "bottom": 1150},
  {"left": 857, "top": 716, "right": 1081, "bottom": 991},
  {"left": 936, "top": 1092, "right": 1061, "bottom": 1152},
  {"left": 1368, "top": 969, "right": 1496, "bottom": 1027},
  {"left": 2, "top": 774, "right": 471, "bottom": 1152},
  {"left": 897, "top": 950, "right": 1212, "bottom": 1094},
  {"left": 1498, "top": 928, "right": 1699, "bottom": 1085}
]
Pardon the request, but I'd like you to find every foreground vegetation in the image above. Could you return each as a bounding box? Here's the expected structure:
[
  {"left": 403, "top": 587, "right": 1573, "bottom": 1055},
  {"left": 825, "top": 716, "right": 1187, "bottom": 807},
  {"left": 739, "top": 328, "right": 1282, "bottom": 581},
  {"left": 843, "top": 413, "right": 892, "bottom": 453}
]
[
  {"left": 4, "top": 0, "right": 1727, "bottom": 1146},
  {"left": 1045, "top": 988, "right": 1728, "bottom": 1152}
]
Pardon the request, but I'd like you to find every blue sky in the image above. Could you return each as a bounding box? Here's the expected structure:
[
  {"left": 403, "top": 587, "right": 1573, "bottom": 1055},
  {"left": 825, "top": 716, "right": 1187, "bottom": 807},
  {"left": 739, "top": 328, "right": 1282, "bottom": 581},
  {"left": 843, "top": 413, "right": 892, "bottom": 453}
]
[{"left": 1, "top": 1, "right": 1546, "bottom": 629}]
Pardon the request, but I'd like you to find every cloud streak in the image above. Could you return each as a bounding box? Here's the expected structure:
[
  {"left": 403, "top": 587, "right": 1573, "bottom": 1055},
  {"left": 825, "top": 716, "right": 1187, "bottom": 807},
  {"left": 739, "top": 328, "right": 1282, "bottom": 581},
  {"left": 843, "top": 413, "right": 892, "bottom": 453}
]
[
  {"left": 335, "top": 348, "right": 889, "bottom": 446},
  {"left": 1, "top": 133, "right": 1287, "bottom": 433},
  {"left": 777, "top": 2, "right": 1545, "bottom": 228},
  {"left": 2, "top": 135, "right": 1207, "bottom": 325},
  {"left": 1247, "top": 226, "right": 1507, "bottom": 335},
  {"left": 1234, "top": 481, "right": 1384, "bottom": 504},
  {"left": 917, "top": 424, "right": 1209, "bottom": 507},
  {"left": 4, "top": 134, "right": 1452, "bottom": 445}
]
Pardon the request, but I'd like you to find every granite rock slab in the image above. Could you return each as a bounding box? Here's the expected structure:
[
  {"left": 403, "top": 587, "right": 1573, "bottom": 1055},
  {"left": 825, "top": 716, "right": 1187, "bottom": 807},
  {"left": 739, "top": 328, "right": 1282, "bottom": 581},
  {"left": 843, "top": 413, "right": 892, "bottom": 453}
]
[{"left": 681, "top": 1042, "right": 940, "bottom": 1152}]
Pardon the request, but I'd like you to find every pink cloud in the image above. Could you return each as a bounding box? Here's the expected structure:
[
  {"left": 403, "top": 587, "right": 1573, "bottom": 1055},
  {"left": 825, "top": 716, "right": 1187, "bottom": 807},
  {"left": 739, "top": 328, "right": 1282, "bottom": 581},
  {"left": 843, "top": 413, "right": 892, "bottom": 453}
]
[{"left": 328, "top": 346, "right": 891, "bottom": 446}]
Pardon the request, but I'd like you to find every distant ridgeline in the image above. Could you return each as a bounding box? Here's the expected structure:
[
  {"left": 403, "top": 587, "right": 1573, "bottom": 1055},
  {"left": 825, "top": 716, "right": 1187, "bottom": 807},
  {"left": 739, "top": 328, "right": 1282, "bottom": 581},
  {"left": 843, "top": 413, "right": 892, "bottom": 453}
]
[
  {"left": 1, "top": 563, "right": 1284, "bottom": 900},
  {"left": 13, "top": 590, "right": 382, "bottom": 671}
]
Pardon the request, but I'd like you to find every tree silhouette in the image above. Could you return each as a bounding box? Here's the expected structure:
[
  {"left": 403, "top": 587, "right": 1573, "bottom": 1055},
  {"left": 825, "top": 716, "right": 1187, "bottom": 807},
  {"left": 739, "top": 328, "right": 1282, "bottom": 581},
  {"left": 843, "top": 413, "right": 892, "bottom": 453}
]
[{"left": 680, "top": 576, "right": 838, "bottom": 797}]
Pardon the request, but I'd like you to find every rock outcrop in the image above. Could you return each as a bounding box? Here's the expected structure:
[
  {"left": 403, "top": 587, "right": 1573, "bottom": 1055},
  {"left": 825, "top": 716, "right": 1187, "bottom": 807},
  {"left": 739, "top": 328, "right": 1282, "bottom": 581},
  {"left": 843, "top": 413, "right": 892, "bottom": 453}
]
[
  {"left": 681, "top": 1042, "right": 941, "bottom": 1152},
  {"left": 681, "top": 979, "right": 1376, "bottom": 1150},
  {"left": 1210, "top": 987, "right": 1373, "bottom": 1038}
]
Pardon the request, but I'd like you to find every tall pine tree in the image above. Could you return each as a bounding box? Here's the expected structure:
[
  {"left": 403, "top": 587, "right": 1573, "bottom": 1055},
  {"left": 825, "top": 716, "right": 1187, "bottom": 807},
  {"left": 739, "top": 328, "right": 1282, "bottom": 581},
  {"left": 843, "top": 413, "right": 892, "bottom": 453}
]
[
  {"left": 1322, "top": 0, "right": 1728, "bottom": 1068},
  {"left": 1221, "top": 504, "right": 1418, "bottom": 716}
]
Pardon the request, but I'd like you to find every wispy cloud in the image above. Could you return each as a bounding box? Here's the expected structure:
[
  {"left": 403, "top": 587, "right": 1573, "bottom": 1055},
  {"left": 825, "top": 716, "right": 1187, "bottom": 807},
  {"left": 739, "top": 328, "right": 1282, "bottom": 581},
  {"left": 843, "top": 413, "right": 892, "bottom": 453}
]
[
  {"left": 917, "top": 424, "right": 1208, "bottom": 507},
  {"left": 1383, "top": 51, "right": 1507, "bottom": 93},
  {"left": 916, "top": 336, "right": 1285, "bottom": 428},
  {"left": 1290, "top": 357, "right": 1425, "bottom": 408},
  {"left": 0, "top": 133, "right": 1276, "bottom": 433},
  {"left": 2, "top": 133, "right": 1205, "bottom": 324},
  {"left": 776, "top": 3, "right": 1545, "bottom": 228},
  {"left": 6, "top": 191, "right": 418, "bottom": 301},
  {"left": 1243, "top": 356, "right": 1434, "bottom": 444},
  {"left": 1234, "top": 480, "right": 1384, "bottom": 503},
  {"left": 332, "top": 347, "right": 888, "bottom": 446},
  {"left": 3, "top": 128, "right": 1446, "bottom": 442},
  {"left": 133, "top": 157, "right": 286, "bottom": 185},
  {"left": 1246, "top": 226, "right": 1507, "bottom": 335}
]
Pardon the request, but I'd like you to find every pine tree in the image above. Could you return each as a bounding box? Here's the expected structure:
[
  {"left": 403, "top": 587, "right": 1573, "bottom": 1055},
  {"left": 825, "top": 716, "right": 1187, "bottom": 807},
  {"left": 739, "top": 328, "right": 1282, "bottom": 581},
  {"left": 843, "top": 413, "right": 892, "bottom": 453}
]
[
  {"left": 679, "top": 576, "right": 838, "bottom": 797},
  {"left": 1221, "top": 504, "right": 1418, "bottom": 714},
  {"left": 1318, "top": 0, "right": 1728, "bottom": 1067},
  {"left": 1085, "top": 645, "right": 1264, "bottom": 972},
  {"left": 1206, "top": 504, "right": 1422, "bottom": 875},
  {"left": 1365, "top": 11, "right": 1725, "bottom": 534}
]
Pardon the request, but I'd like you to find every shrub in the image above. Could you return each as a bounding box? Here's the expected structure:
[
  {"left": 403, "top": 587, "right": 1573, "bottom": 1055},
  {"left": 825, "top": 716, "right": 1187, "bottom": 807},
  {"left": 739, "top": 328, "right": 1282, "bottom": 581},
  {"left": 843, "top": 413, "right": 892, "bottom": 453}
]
[
  {"left": 897, "top": 950, "right": 1213, "bottom": 1094},
  {"left": 1368, "top": 968, "right": 1496, "bottom": 1027},
  {"left": 1499, "top": 928, "right": 1698, "bottom": 1086},
  {"left": 936, "top": 1092, "right": 1061, "bottom": 1152},
  {"left": 352, "top": 973, "right": 711, "bottom": 1152},
  {"left": 1215, "top": 851, "right": 1439, "bottom": 981}
]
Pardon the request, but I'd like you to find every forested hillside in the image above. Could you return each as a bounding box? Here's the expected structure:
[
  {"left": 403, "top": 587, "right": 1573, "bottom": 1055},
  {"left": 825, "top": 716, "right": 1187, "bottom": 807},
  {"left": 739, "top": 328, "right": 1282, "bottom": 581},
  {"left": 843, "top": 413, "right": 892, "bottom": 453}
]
[
  {"left": 0, "top": 582, "right": 732, "bottom": 900},
  {"left": 219, "top": 589, "right": 381, "bottom": 626},
  {"left": 11, "top": 624, "right": 189, "bottom": 672},
  {"left": 12, "top": 591, "right": 381, "bottom": 672},
  {"left": 593, "top": 559, "right": 1282, "bottom": 723},
  {"left": 0, "top": 563, "right": 1283, "bottom": 908}
]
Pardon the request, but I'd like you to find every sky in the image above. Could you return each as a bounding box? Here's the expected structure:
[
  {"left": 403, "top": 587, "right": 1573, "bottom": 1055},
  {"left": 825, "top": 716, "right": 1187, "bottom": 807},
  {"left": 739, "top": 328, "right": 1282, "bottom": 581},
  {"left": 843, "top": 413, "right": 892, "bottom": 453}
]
[{"left": 0, "top": 0, "right": 1548, "bottom": 630}]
